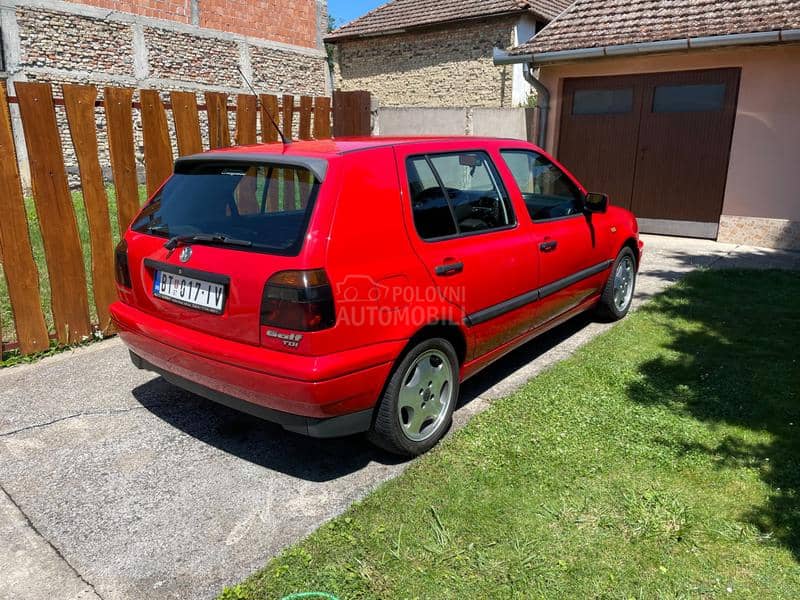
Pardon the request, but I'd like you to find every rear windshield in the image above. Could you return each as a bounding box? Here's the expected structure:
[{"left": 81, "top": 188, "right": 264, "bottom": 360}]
[{"left": 131, "top": 162, "right": 320, "bottom": 255}]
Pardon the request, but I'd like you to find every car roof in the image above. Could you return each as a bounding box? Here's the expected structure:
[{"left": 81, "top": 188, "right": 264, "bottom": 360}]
[{"left": 198, "top": 136, "right": 532, "bottom": 158}]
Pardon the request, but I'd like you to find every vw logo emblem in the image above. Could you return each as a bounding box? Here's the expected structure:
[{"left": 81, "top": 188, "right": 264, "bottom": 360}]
[{"left": 179, "top": 246, "right": 192, "bottom": 263}]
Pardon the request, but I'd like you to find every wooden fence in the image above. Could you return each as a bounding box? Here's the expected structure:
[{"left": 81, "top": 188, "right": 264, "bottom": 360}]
[{"left": 0, "top": 82, "right": 336, "bottom": 357}]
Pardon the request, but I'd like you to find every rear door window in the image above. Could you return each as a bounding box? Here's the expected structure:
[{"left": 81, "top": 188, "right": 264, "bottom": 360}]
[
  {"left": 406, "top": 151, "right": 515, "bottom": 241},
  {"left": 131, "top": 162, "right": 319, "bottom": 255},
  {"left": 500, "top": 150, "right": 584, "bottom": 221}
]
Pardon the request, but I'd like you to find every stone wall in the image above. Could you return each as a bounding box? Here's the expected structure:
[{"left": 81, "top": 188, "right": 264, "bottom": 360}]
[
  {"left": 717, "top": 215, "right": 800, "bottom": 250},
  {"left": 2, "top": 1, "right": 330, "bottom": 186},
  {"left": 332, "top": 17, "right": 517, "bottom": 108}
]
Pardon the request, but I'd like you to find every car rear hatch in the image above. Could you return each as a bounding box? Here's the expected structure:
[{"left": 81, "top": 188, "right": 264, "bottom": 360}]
[{"left": 120, "top": 154, "right": 331, "bottom": 347}]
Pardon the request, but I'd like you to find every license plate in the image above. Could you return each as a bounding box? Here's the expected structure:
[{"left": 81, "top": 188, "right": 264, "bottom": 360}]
[{"left": 153, "top": 270, "right": 225, "bottom": 314}]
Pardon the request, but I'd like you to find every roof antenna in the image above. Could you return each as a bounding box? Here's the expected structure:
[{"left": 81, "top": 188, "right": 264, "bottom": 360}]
[{"left": 236, "top": 65, "right": 289, "bottom": 145}]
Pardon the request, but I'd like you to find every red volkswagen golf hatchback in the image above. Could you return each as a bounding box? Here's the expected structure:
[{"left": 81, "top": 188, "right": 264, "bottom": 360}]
[{"left": 111, "top": 137, "right": 642, "bottom": 455}]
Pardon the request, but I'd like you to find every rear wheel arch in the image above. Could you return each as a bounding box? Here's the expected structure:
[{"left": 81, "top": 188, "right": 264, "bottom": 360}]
[{"left": 406, "top": 321, "right": 467, "bottom": 368}]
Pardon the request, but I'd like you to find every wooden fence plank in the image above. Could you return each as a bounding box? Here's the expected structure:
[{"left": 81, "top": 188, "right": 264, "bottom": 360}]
[
  {"left": 105, "top": 86, "right": 140, "bottom": 235},
  {"left": 16, "top": 81, "right": 91, "bottom": 345},
  {"left": 284, "top": 169, "right": 296, "bottom": 211},
  {"left": 170, "top": 90, "right": 202, "bottom": 156},
  {"left": 260, "top": 94, "right": 279, "bottom": 143},
  {"left": 298, "top": 95, "right": 313, "bottom": 140},
  {"left": 266, "top": 167, "right": 280, "bottom": 212},
  {"left": 313, "top": 96, "right": 331, "bottom": 139},
  {"left": 205, "top": 92, "right": 230, "bottom": 149},
  {"left": 0, "top": 84, "right": 49, "bottom": 354},
  {"left": 236, "top": 94, "right": 257, "bottom": 146},
  {"left": 140, "top": 89, "right": 174, "bottom": 197},
  {"left": 63, "top": 84, "right": 117, "bottom": 335},
  {"left": 282, "top": 94, "right": 294, "bottom": 140},
  {"left": 333, "top": 90, "right": 372, "bottom": 137}
]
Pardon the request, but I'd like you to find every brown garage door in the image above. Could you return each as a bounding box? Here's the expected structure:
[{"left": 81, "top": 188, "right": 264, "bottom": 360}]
[{"left": 558, "top": 68, "right": 740, "bottom": 236}]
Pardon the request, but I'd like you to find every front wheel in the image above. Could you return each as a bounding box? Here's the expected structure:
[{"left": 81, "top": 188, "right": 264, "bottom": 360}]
[
  {"left": 596, "top": 247, "right": 637, "bottom": 320},
  {"left": 368, "top": 338, "right": 459, "bottom": 456}
]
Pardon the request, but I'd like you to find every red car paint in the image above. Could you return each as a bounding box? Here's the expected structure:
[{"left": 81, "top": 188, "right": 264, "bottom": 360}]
[{"left": 110, "top": 137, "right": 642, "bottom": 437}]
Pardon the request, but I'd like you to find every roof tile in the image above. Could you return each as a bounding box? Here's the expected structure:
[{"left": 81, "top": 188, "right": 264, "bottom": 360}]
[
  {"left": 511, "top": 0, "right": 800, "bottom": 54},
  {"left": 327, "top": 0, "right": 571, "bottom": 41}
]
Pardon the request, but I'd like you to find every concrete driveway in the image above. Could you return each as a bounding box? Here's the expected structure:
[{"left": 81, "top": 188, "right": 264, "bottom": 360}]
[{"left": 1, "top": 235, "right": 798, "bottom": 600}]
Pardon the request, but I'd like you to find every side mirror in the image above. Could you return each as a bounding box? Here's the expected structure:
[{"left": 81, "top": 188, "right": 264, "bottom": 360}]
[{"left": 584, "top": 192, "right": 608, "bottom": 214}]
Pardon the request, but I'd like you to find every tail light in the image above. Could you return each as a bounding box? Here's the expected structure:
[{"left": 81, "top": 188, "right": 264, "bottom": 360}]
[
  {"left": 115, "top": 239, "right": 132, "bottom": 288},
  {"left": 261, "top": 269, "right": 335, "bottom": 332}
]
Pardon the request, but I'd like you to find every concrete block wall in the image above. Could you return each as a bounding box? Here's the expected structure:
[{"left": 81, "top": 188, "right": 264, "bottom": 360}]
[{"left": 374, "top": 106, "right": 533, "bottom": 141}]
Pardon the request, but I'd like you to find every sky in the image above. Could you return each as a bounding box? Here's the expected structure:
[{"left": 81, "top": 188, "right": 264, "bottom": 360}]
[{"left": 328, "top": 0, "right": 385, "bottom": 28}]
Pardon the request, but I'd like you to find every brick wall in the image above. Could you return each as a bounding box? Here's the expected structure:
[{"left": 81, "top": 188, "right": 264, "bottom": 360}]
[
  {"left": 332, "top": 18, "right": 517, "bottom": 108},
  {"left": 69, "top": 0, "right": 191, "bottom": 24},
  {"left": 199, "top": 0, "right": 318, "bottom": 48},
  {"left": 65, "top": 0, "right": 319, "bottom": 48}
]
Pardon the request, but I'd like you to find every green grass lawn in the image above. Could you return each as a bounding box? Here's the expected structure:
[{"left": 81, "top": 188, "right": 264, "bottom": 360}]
[
  {"left": 0, "top": 185, "right": 148, "bottom": 363},
  {"left": 220, "top": 269, "right": 800, "bottom": 599}
]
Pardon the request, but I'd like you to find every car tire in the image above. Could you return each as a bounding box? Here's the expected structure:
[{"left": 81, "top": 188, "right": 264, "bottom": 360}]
[
  {"left": 368, "top": 338, "right": 459, "bottom": 457},
  {"left": 596, "top": 246, "right": 637, "bottom": 321}
]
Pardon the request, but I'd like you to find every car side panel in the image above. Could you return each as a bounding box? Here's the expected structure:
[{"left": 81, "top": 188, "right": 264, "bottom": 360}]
[{"left": 312, "top": 147, "right": 460, "bottom": 358}]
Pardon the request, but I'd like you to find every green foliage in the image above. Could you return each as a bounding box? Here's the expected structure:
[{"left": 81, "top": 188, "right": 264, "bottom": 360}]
[{"left": 219, "top": 269, "right": 800, "bottom": 599}]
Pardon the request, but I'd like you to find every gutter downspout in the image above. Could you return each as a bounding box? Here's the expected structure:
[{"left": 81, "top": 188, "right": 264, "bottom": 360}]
[
  {"left": 495, "top": 47, "right": 550, "bottom": 148},
  {"left": 522, "top": 62, "right": 549, "bottom": 149}
]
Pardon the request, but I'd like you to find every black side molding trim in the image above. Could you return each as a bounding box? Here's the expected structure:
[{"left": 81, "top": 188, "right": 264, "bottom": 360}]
[
  {"left": 539, "top": 259, "right": 612, "bottom": 300},
  {"left": 144, "top": 259, "right": 231, "bottom": 285},
  {"left": 464, "top": 259, "right": 613, "bottom": 327},
  {"left": 466, "top": 289, "right": 540, "bottom": 326},
  {"left": 129, "top": 351, "right": 373, "bottom": 438}
]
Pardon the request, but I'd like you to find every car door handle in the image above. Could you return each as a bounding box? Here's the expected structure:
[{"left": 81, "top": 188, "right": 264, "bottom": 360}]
[
  {"left": 540, "top": 240, "right": 558, "bottom": 252},
  {"left": 435, "top": 261, "right": 464, "bottom": 276}
]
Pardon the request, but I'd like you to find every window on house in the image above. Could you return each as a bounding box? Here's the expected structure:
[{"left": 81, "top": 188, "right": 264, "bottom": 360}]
[
  {"left": 573, "top": 88, "right": 634, "bottom": 115},
  {"left": 652, "top": 83, "right": 726, "bottom": 112}
]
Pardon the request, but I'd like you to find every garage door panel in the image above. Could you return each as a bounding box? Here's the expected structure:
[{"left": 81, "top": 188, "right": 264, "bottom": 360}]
[
  {"left": 631, "top": 68, "right": 740, "bottom": 222},
  {"left": 559, "top": 75, "right": 644, "bottom": 211},
  {"left": 558, "top": 68, "right": 740, "bottom": 235}
]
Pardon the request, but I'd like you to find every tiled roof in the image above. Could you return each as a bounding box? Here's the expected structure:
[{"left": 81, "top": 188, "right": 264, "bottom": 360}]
[
  {"left": 326, "top": 0, "right": 571, "bottom": 41},
  {"left": 511, "top": 0, "right": 800, "bottom": 54}
]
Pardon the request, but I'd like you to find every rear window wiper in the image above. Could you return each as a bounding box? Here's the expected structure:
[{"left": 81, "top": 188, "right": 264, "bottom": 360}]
[
  {"left": 164, "top": 233, "right": 253, "bottom": 250},
  {"left": 146, "top": 224, "right": 170, "bottom": 235}
]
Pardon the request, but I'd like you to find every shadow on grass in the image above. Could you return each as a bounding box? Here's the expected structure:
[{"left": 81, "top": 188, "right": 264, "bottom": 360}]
[{"left": 626, "top": 269, "right": 800, "bottom": 558}]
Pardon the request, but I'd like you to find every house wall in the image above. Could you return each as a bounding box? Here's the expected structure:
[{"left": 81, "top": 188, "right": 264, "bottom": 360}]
[
  {"left": 511, "top": 15, "right": 538, "bottom": 107},
  {"left": 0, "top": 0, "right": 330, "bottom": 186},
  {"left": 332, "top": 16, "right": 519, "bottom": 108},
  {"left": 537, "top": 43, "right": 800, "bottom": 250}
]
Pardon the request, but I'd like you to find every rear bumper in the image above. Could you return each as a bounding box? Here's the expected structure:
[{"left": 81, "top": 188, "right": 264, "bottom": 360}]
[
  {"left": 111, "top": 301, "right": 401, "bottom": 435},
  {"left": 128, "top": 351, "right": 373, "bottom": 438}
]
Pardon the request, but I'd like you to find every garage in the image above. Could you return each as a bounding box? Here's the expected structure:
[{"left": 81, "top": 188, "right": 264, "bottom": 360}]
[
  {"left": 558, "top": 68, "right": 740, "bottom": 238},
  {"left": 495, "top": 0, "right": 800, "bottom": 250}
]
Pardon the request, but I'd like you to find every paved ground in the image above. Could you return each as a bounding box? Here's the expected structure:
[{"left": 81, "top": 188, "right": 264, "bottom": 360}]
[{"left": 1, "top": 235, "right": 798, "bottom": 600}]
